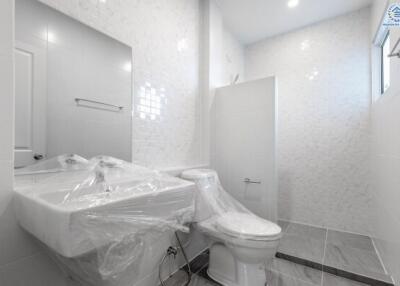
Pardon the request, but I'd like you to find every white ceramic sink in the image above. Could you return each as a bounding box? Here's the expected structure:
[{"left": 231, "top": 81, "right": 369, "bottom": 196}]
[{"left": 14, "top": 166, "right": 195, "bottom": 258}]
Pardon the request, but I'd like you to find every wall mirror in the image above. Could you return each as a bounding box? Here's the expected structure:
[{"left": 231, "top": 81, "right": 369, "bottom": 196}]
[{"left": 14, "top": 0, "right": 133, "bottom": 169}]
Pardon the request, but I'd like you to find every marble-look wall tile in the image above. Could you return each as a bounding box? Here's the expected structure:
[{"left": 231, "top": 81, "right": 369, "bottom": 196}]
[
  {"left": 39, "top": 0, "right": 202, "bottom": 169},
  {"left": 245, "top": 9, "right": 372, "bottom": 234},
  {"left": 221, "top": 26, "right": 245, "bottom": 85},
  {"left": 1, "top": 0, "right": 204, "bottom": 285}
]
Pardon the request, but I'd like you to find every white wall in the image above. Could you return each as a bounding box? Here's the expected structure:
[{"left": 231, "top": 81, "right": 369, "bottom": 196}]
[
  {"left": 370, "top": 1, "right": 400, "bottom": 284},
  {"left": 212, "top": 77, "right": 277, "bottom": 221},
  {"left": 0, "top": 0, "right": 205, "bottom": 285},
  {"left": 15, "top": 0, "right": 132, "bottom": 162},
  {"left": 0, "top": 0, "right": 14, "bottom": 218},
  {"left": 36, "top": 0, "right": 202, "bottom": 170},
  {"left": 200, "top": 0, "right": 245, "bottom": 165},
  {"left": 245, "top": 9, "right": 372, "bottom": 234},
  {"left": 221, "top": 27, "right": 245, "bottom": 85}
]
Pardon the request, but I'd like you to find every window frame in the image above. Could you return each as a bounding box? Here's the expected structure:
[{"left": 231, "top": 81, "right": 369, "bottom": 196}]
[{"left": 380, "top": 30, "right": 391, "bottom": 95}]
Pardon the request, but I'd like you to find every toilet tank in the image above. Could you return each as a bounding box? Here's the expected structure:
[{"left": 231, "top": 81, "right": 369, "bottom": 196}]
[{"left": 181, "top": 169, "right": 218, "bottom": 222}]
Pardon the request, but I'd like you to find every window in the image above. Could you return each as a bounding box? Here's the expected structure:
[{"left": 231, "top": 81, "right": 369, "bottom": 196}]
[{"left": 381, "top": 31, "right": 391, "bottom": 94}]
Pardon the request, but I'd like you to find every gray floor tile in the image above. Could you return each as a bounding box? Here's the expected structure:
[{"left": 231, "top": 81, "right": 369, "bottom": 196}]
[
  {"left": 286, "top": 223, "right": 327, "bottom": 241},
  {"left": 164, "top": 272, "right": 217, "bottom": 286},
  {"left": 326, "top": 230, "right": 374, "bottom": 252},
  {"left": 267, "top": 270, "right": 317, "bottom": 286},
  {"left": 163, "top": 270, "right": 188, "bottom": 286},
  {"left": 322, "top": 273, "right": 369, "bottom": 286},
  {"left": 278, "top": 220, "right": 290, "bottom": 232},
  {"left": 188, "top": 275, "right": 218, "bottom": 286},
  {"left": 187, "top": 251, "right": 209, "bottom": 274},
  {"left": 324, "top": 243, "right": 386, "bottom": 277},
  {"left": 271, "top": 258, "right": 322, "bottom": 285},
  {"left": 278, "top": 233, "right": 325, "bottom": 263},
  {"left": 324, "top": 264, "right": 393, "bottom": 284}
]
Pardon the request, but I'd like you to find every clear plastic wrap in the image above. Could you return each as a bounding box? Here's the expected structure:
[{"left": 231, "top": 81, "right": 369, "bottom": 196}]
[
  {"left": 14, "top": 156, "right": 195, "bottom": 286},
  {"left": 181, "top": 169, "right": 281, "bottom": 240},
  {"left": 14, "top": 154, "right": 89, "bottom": 175}
]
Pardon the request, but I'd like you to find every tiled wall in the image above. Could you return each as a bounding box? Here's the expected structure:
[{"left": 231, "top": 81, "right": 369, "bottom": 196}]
[
  {"left": 1, "top": 0, "right": 64, "bottom": 284},
  {"left": 0, "top": 0, "right": 247, "bottom": 284},
  {"left": 0, "top": 0, "right": 14, "bottom": 216},
  {"left": 370, "top": 1, "right": 400, "bottom": 283},
  {"left": 16, "top": 0, "right": 132, "bottom": 162},
  {"left": 37, "top": 0, "right": 202, "bottom": 170},
  {"left": 245, "top": 9, "right": 372, "bottom": 235},
  {"left": 0, "top": 0, "right": 34, "bottom": 285},
  {"left": 201, "top": 0, "right": 245, "bottom": 164},
  {"left": 221, "top": 27, "right": 245, "bottom": 86},
  {"left": 0, "top": 0, "right": 205, "bottom": 285}
]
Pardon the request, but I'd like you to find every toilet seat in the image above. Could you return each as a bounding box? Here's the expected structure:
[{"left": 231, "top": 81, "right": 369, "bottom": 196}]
[{"left": 215, "top": 212, "right": 281, "bottom": 241}]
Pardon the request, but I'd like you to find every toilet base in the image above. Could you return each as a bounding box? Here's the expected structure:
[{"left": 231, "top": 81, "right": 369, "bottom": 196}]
[{"left": 207, "top": 243, "right": 268, "bottom": 286}]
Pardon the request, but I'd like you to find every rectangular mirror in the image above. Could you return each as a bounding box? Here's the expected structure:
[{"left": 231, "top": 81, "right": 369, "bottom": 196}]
[{"left": 14, "top": 0, "right": 133, "bottom": 168}]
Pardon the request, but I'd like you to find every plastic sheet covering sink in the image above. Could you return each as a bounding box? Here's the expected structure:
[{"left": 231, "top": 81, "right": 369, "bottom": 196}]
[{"left": 14, "top": 155, "right": 195, "bottom": 285}]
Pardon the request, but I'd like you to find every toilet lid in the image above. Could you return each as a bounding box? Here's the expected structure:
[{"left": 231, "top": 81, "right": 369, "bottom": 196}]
[{"left": 216, "top": 212, "right": 281, "bottom": 240}]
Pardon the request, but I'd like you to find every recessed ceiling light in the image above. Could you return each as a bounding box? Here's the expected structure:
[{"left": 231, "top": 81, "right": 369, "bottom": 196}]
[{"left": 287, "top": 0, "right": 299, "bottom": 8}]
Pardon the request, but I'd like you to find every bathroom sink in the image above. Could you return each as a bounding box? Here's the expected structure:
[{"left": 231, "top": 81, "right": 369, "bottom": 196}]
[{"left": 14, "top": 166, "right": 195, "bottom": 258}]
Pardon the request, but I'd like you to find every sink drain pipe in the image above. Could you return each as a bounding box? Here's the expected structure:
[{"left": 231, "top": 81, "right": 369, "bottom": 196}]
[{"left": 159, "top": 231, "right": 192, "bottom": 286}]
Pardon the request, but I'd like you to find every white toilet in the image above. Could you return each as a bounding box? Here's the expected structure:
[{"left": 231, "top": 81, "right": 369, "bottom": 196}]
[{"left": 181, "top": 169, "right": 282, "bottom": 286}]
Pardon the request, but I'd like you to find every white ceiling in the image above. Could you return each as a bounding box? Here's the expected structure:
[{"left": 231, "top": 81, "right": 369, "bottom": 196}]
[{"left": 215, "top": 0, "right": 373, "bottom": 45}]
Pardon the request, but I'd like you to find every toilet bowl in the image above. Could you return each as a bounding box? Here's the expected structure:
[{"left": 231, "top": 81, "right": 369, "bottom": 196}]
[{"left": 181, "top": 169, "right": 281, "bottom": 286}]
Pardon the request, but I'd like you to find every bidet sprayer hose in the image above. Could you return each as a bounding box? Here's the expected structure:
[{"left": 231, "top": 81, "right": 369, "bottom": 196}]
[
  {"left": 158, "top": 231, "right": 192, "bottom": 286},
  {"left": 175, "top": 231, "right": 192, "bottom": 285}
]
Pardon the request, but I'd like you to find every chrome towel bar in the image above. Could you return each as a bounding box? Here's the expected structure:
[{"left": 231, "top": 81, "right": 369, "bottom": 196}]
[
  {"left": 75, "top": 98, "right": 123, "bottom": 111},
  {"left": 243, "top": 178, "right": 261, "bottom": 184}
]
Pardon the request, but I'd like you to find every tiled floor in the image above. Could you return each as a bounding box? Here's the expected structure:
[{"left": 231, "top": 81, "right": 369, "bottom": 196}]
[
  {"left": 163, "top": 251, "right": 372, "bottom": 286},
  {"left": 163, "top": 221, "right": 394, "bottom": 286},
  {"left": 277, "top": 220, "right": 393, "bottom": 285}
]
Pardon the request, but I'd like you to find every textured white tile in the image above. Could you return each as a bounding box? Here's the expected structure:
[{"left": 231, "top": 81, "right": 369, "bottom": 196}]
[
  {"left": 35, "top": 0, "right": 202, "bottom": 169},
  {"left": 245, "top": 9, "right": 372, "bottom": 234},
  {"left": 3, "top": 1, "right": 203, "bottom": 285},
  {"left": 221, "top": 27, "right": 245, "bottom": 85}
]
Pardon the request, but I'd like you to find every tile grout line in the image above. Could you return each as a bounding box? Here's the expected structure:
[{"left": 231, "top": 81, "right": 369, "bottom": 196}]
[
  {"left": 371, "top": 237, "right": 393, "bottom": 282},
  {"left": 320, "top": 227, "right": 328, "bottom": 286},
  {"left": 280, "top": 218, "right": 372, "bottom": 238},
  {"left": 270, "top": 268, "right": 321, "bottom": 286},
  {"left": 278, "top": 221, "right": 394, "bottom": 285}
]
